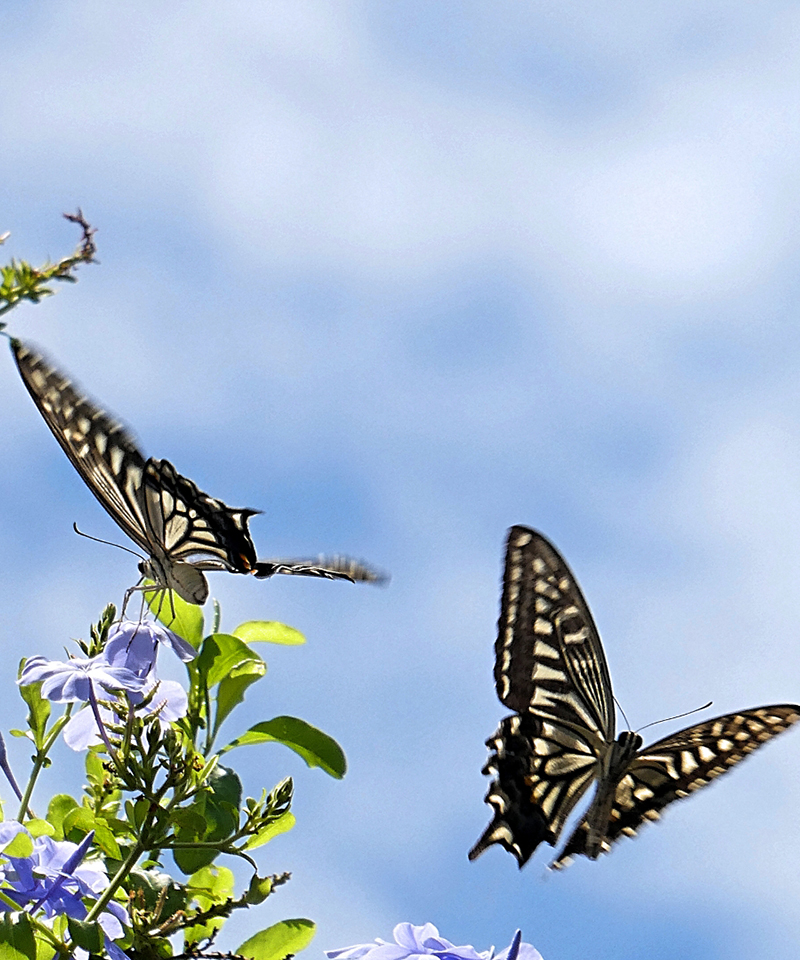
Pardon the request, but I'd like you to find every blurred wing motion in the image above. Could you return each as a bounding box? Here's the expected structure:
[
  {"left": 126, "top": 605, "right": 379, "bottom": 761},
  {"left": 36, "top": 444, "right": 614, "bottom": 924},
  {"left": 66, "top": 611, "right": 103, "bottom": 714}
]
[
  {"left": 469, "top": 525, "right": 800, "bottom": 869},
  {"left": 12, "top": 339, "right": 384, "bottom": 603}
]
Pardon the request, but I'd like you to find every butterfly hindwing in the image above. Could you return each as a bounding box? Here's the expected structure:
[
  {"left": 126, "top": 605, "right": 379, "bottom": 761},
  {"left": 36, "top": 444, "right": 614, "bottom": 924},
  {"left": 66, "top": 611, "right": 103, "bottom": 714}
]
[
  {"left": 143, "top": 459, "right": 258, "bottom": 572},
  {"left": 253, "top": 556, "right": 384, "bottom": 583},
  {"left": 468, "top": 712, "right": 601, "bottom": 866}
]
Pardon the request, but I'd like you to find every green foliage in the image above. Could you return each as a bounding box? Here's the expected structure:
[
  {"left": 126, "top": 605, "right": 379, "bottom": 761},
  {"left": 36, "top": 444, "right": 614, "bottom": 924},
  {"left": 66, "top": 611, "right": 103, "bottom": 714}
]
[
  {"left": 233, "top": 621, "right": 306, "bottom": 646},
  {"left": 237, "top": 918, "right": 316, "bottom": 960},
  {"left": 0, "top": 213, "right": 96, "bottom": 323},
  {"left": 0, "top": 913, "right": 36, "bottom": 960},
  {"left": 224, "top": 717, "right": 347, "bottom": 779},
  {"left": 7, "top": 595, "right": 332, "bottom": 960}
]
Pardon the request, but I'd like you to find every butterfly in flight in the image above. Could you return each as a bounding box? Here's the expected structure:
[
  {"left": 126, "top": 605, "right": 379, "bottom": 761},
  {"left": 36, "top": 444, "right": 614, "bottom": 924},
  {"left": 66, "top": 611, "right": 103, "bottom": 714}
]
[
  {"left": 468, "top": 525, "right": 800, "bottom": 869},
  {"left": 11, "top": 339, "right": 384, "bottom": 605}
]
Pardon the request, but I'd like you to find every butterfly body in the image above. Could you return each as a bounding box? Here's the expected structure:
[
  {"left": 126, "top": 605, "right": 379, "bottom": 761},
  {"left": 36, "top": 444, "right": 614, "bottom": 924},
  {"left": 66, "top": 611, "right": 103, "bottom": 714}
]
[
  {"left": 12, "top": 339, "right": 383, "bottom": 603},
  {"left": 470, "top": 525, "right": 800, "bottom": 869}
]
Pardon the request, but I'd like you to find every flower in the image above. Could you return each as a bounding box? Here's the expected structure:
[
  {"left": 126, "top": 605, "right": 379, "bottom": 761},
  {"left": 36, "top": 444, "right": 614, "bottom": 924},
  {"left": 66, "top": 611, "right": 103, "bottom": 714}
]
[
  {"left": 21, "top": 620, "right": 191, "bottom": 751},
  {"left": 0, "top": 824, "right": 129, "bottom": 960},
  {"left": 326, "top": 924, "right": 542, "bottom": 960},
  {"left": 103, "top": 620, "right": 196, "bottom": 671},
  {"left": 19, "top": 655, "right": 146, "bottom": 702},
  {"left": 63, "top": 677, "right": 187, "bottom": 751}
]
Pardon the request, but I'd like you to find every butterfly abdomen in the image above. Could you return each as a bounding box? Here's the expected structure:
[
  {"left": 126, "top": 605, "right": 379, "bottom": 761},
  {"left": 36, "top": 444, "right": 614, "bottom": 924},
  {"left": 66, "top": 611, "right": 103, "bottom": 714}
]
[{"left": 583, "top": 730, "right": 643, "bottom": 859}]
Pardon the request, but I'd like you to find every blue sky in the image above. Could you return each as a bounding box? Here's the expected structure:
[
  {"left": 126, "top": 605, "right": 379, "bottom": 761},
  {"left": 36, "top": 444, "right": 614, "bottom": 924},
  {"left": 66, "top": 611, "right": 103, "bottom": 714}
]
[{"left": 3, "top": 3, "right": 800, "bottom": 959}]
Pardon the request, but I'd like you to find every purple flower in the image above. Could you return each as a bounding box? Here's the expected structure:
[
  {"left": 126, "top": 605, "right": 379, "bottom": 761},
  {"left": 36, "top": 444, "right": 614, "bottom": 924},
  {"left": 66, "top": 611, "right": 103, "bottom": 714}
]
[
  {"left": 63, "top": 677, "right": 188, "bottom": 751},
  {"left": 104, "top": 620, "right": 196, "bottom": 672},
  {"left": 326, "top": 925, "right": 542, "bottom": 960},
  {"left": 0, "top": 824, "right": 129, "bottom": 958},
  {"left": 19, "top": 655, "right": 146, "bottom": 702}
]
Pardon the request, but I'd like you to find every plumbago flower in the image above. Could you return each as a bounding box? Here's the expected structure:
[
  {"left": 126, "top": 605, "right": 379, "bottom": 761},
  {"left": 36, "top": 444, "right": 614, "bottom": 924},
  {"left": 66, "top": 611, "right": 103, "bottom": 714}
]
[
  {"left": 18, "top": 620, "right": 191, "bottom": 751},
  {"left": 326, "top": 924, "right": 543, "bottom": 960},
  {"left": 0, "top": 822, "right": 128, "bottom": 960}
]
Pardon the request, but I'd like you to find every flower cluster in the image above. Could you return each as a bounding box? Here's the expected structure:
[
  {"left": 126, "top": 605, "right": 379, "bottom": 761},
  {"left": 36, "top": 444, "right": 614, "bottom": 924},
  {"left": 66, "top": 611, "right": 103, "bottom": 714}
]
[
  {"left": 19, "top": 619, "right": 192, "bottom": 750},
  {"left": 0, "top": 822, "right": 127, "bottom": 960},
  {"left": 327, "top": 923, "right": 542, "bottom": 960}
]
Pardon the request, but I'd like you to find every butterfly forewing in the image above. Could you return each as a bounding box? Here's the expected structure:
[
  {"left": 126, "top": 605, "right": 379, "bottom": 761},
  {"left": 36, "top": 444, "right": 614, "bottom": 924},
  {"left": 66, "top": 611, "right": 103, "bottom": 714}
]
[
  {"left": 496, "top": 526, "right": 615, "bottom": 739},
  {"left": 12, "top": 340, "right": 154, "bottom": 553}
]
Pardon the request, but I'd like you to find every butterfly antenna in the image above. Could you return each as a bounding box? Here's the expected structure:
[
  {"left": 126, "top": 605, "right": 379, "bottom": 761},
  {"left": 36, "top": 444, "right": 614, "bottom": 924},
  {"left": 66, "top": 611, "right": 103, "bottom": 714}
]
[
  {"left": 613, "top": 695, "right": 633, "bottom": 731},
  {"left": 637, "top": 701, "right": 714, "bottom": 735},
  {"left": 73, "top": 522, "right": 145, "bottom": 561}
]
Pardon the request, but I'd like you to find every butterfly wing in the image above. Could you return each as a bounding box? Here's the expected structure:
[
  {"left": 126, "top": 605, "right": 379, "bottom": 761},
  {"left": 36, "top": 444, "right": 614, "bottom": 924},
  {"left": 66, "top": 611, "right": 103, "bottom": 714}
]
[
  {"left": 495, "top": 526, "right": 615, "bottom": 736},
  {"left": 12, "top": 339, "right": 155, "bottom": 554},
  {"left": 253, "top": 556, "right": 386, "bottom": 583},
  {"left": 469, "top": 711, "right": 602, "bottom": 866},
  {"left": 143, "top": 459, "right": 259, "bottom": 573},
  {"left": 13, "top": 339, "right": 384, "bottom": 603},
  {"left": 12, "top": 341, "right": 261, "bottom": 603},
  {"left": 552, "top": 704, "right": 800, "bottom": 868},
  {"left": 471, "top": 526, "right": 616, "bottom": 865}
]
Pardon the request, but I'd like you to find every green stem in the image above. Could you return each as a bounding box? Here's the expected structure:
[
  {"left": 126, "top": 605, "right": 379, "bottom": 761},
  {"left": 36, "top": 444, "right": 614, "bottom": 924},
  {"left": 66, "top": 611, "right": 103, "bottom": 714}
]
[
  {"left": 85, "top": 835, "right": 146, "bottom": 923},
  {"left": 16, "top": 713, "right": 71, "bottom": 822}
]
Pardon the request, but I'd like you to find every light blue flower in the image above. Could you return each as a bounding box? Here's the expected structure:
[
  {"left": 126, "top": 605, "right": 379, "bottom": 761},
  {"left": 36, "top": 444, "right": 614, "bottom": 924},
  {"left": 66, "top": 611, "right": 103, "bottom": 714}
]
[
  {"left": 0, "top": 824, "right": 129, "bottom": 959},
  {"left": 103, "top": 620, "right": 196, "bottom": 672},
  {"left": 63, "top": 677, "right": 187, "bottom": 751},
  {"left": 326, "top": 924, "right": 542, "bottom": 960},
  {"left": 19, "top": 655, "right": 146, "bottom": 702}
]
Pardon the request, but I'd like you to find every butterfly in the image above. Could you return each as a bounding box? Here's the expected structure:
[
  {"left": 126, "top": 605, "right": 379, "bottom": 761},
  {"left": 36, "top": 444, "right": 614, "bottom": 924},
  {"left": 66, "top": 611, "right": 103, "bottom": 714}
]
[
  {"left": 11, "top": 339, "right": 384, "bottom": 605},
  {"left": 468, "top": 525, "right": 800, "bottom": 869}
]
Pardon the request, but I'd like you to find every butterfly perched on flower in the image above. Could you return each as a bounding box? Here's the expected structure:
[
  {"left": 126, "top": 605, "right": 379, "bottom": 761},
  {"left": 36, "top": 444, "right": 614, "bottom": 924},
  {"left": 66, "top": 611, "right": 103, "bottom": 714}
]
[
  {"left": 12, "top": 339, "right": 384, "bottom": 605},
  {"left": 469, "top": 525, "right": 799, "bottom": 869}
]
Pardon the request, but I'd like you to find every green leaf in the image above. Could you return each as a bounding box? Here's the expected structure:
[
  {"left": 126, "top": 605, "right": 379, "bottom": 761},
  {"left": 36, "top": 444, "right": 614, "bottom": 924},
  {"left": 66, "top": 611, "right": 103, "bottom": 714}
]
[
  {"left": 245, "top": 873, "right": 275, "bottom": 905},
  {"left": 185, "top": 865, "right": 235, "bottom": 946},
  {"left": 148, "top": 586, "right": 204, "bottom": 647},
  {"left": 67, "top": 919, "right": 104, "bottom": 954},
  {"left": 237, "top": 919, "right": 315, "bottom": 960},
  {"left": 188, "top": 864, "right": 235, "bottom": 905},
  {"left": 198, "top": 634, "right": 265, "bottom": 689},
  {"left": 215, "top": 671, "right": 264, "bottom": 736},
  {"left": 17, "top": 671, "right": 50, "bottom": 748},
  {"left": 3, "top": 832, "right": 33, "bottom": 859},
  {"left": 23, "top": 820, "right": 53, "bottom": 839},
  {"left": 243, "top": 811, "right": 296, "bottom": 851},
  {"left": 47, "top": 795, "right": 78, "bottom": 839},
  {"left": 222, "top": 716, "right": 347, "bottom": 779},
  {"left": 0, "top": 912, "right": 35, "bottom": 960},
  {"left": 233, "top": 621, "right": 306, "bottom": 646},
  {"left": 89, "top": 818, "right": 122, "bottom": 859}
]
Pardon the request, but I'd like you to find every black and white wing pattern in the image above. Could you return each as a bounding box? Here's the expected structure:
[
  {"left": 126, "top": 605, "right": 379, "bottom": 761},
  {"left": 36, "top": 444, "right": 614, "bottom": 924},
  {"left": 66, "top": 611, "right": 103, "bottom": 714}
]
[
  {"left": 469, "top": 525, "right": 800, "bottom": 869},
  {"left": 12, "top": 340, "right": 384, "bottom": 604}
]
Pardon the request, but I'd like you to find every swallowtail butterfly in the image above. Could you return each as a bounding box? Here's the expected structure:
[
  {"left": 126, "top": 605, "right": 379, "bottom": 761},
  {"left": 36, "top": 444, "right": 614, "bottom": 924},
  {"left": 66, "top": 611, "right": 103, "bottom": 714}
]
[
  {"left": 469, "top": 525, "right": 800, "bottom": 869},
  {"left": 12, "top": 339, "right": 383, "bottom": 605}
]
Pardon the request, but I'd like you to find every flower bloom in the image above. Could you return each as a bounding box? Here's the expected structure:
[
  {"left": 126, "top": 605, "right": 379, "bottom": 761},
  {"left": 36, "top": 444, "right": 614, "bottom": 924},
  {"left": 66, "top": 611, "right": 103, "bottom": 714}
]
[
  {"left": 103, "top": 620, "right": 196, "bottom": 671},
  {"left": 19, "top": 655, "right": 146, "bottom": 701},
  {"left": 20, "top": 620, "right": 191, "bottom": 751},
  {"left": 326, "top": 924, "right": 542, "bottom": 960},
  {"left": 0, "top": 824, "right": 128, "bottom": 960}
]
